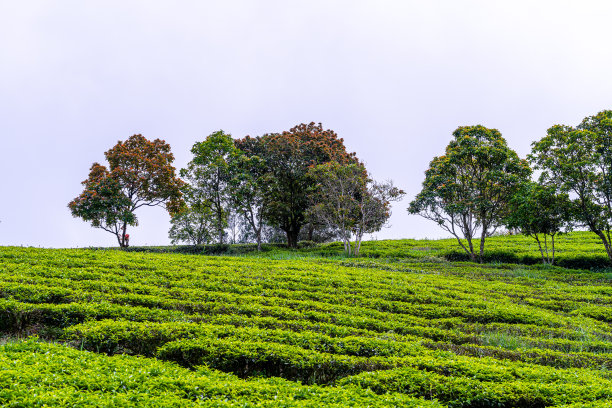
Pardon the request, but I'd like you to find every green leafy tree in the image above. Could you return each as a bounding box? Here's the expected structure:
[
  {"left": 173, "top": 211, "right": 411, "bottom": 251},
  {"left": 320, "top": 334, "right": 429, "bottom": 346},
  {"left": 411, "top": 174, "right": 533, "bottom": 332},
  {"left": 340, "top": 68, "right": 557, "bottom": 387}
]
[
  {"left": 504, "top": 181, "right": 572, "bottom": 264},
  {"left": 181, "top": 130, "right": 237, "bottom": 244},
  {"left": 168, "top": 206, "right": 214, "bottom": 246},
  {"left": 530, "top": 110, "right": 612, "bottom": 261},
  {"left": 308, "top": 162, "right": 405, "bottom": 256},
  {"left": 408, "top": 125, "right": 530, "bottom": 262},
  {"left": 69, "top": 135, "right": 184, "bottom": 247},
  {"left": 259, "top": 123, "right": 357, "bottom": 247},
  {"left": 230, "top": 136, "right": 270, "bottom": 250},
  {"left": 168, "top": 185, "right": 214, "bottom": 246}
]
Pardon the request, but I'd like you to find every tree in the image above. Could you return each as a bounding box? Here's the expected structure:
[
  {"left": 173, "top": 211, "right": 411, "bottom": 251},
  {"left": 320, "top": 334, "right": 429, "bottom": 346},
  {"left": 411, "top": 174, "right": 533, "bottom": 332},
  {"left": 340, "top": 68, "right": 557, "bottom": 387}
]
[
  {"left": 259, "top": 122, "right": 358, "bottom": 247},
  {"left": 168, "top": 185, "right": 214, "bottom": 246},
  {"left": 354, "top": 179, "right": 404, "bottom": 255},
  {"left": 308, "top": 162, "right": 365, "bottom": 254},
  {"left": 504, "top": 181, "right": 572, "bottom": 264},
  {"left": 69, "top": 134, "right": 183, "bottom": 247},
  {"left": 229, "top": 136, "right": 269, "bottom": 251},
  {"left": 181, "top": 130, "right": 237, "bottom": 244},
  {"left": 168, "top": 205, "right": 214, "bottom": 246},
  {"left": 308, "top": 162, "right": 405, "bottom": 256},
  {"left": 408, "top": 125, "right": 530, "bottom": 262},
  {"left": 530, "top": 110, "right": 612, "bottom": 261},
  {"left": 297, "top": 222, "right": 342, "bottom": 243}
]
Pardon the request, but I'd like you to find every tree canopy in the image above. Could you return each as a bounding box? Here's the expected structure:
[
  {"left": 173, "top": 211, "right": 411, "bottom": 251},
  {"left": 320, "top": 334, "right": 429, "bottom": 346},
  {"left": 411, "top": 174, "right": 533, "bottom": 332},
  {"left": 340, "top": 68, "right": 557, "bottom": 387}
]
[
  {"left": 258, "top": 122, "right": 358, "bottom": 247},
  {"left": 530, "top": 110, "right": 612, "bottom": 260},
  {"left": 69, "top": 134, "right": 183, "bottom": 247},
  {"left": 308, "top": 162, "right": 404, "bottom": 255},
  {"left": 408, "top": 125, "right": 530, "bottom": 262},
  {"left": 180, "top": 131, "right": 238, "bottom": 244},
  {"left": 504, "top": 181, "right": 572, "bottom": 264}
]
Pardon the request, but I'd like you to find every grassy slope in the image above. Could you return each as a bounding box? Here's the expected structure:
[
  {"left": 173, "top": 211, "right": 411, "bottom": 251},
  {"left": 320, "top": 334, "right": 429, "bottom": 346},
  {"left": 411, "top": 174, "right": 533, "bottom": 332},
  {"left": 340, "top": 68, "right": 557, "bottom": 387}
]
[
  {"left": 300, "top": 231, "right": 612, "bottom": 267},
  {"left": 125, "top": 231, "right": 612, "bottom": 268},
  {"left": 1, "top": 232, "right": 612, "bottom": 407}
]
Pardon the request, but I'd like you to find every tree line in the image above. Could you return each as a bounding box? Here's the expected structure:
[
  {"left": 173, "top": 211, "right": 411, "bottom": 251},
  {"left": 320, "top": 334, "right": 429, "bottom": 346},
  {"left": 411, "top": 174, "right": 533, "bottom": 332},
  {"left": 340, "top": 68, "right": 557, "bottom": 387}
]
[
  {"left": 69, "top": 110, "right": 612, "bottom": 263},
  {"left": 409, "top": 110, "right": 612, "bottom": 264},
  {"left": 68, "top": 123, "right": 404, "bottom": 255}
]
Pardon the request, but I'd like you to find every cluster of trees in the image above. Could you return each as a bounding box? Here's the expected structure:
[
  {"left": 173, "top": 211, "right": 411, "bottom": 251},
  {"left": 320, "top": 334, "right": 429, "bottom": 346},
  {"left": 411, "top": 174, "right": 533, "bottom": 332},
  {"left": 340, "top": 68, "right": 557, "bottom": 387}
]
[
  {"left": 409, "top": 110, "right": 612, "bottom": 264},
  {"left": 69, "top": 123, "right": 404, "bottom": 254}
]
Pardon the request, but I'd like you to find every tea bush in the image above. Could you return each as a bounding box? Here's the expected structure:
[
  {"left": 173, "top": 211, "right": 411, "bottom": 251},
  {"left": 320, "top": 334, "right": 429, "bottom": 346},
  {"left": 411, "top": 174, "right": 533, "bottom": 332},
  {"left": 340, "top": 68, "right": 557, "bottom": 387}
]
[{"left": 2, "top": 236, "right": 612, "bottom": 406}]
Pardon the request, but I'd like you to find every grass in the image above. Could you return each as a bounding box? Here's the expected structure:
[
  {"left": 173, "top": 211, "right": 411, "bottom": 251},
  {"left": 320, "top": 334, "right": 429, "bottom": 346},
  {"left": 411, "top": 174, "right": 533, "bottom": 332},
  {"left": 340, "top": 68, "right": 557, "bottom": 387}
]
[
  {"left": 117, "top": 231, "right": 612, "bottom": 269},
  {"left": 479, "top": 331, "right": 533, "bottom": 351}
]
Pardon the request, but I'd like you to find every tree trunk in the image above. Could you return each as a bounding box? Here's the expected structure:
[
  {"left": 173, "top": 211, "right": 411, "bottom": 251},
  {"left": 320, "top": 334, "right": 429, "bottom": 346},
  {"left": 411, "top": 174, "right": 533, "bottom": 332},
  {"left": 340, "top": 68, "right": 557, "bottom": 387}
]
[
  {"left": 595, "top": 230, "right": 612, "bottom": 261},
  {"left": 307, "top": 224, "right": 314, "bottom": 241},
  {"left": 286, "top": 228, "right": 300, "bottom": 248},
  {"left": 551, "top": 234, "right": 556, "bottom": 265},
  {"left": 118, "top": 222, "right": 128, "bottom": 248},
  {"left": 534, "top": 234, "right": 546, "bottom": 264},
  {"left": 245, "top": 208, "right": 262, "bottom": 251},
  {"left": 478, "top": 228, "right": 487, "bottom": 263},
  {"left": 451, "top": 234, "right": 473, "bottom": 261},
  {"left": 354, "top": 233, "right": 363, "bottom": 256},
  {"left": 217, "top": 217, "right": 224, "bottom": 244},
  {"left": 466, "top": 236, "right": 477, "bottom": 262},
  {"left": 469, "top": 245, "right": 477, "bottom": 261}
]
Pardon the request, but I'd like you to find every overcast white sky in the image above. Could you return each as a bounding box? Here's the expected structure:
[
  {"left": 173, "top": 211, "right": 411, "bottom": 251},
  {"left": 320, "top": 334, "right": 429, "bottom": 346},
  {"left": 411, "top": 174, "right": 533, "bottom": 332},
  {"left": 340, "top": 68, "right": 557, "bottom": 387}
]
[{"left": 1, "top": 1, "right": 612, "bottom": 248}]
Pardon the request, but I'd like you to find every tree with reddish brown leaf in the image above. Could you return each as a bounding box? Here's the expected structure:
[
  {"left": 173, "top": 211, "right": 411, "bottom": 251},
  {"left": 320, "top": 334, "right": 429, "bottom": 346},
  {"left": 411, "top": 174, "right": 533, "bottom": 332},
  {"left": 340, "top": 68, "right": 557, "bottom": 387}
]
[
  {"left": 259, "top": 122, "right": 358, "bottom": 247},
  {"left": 68, "top": 134, "right": 184, "bottom": 247}
]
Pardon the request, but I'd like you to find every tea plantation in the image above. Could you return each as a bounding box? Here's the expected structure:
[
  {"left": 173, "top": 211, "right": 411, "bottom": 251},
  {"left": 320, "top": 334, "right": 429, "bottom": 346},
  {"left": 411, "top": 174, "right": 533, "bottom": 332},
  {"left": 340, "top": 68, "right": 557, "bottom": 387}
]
[{"left": 2, "top": 232, "right": 612, "bottom": 407}]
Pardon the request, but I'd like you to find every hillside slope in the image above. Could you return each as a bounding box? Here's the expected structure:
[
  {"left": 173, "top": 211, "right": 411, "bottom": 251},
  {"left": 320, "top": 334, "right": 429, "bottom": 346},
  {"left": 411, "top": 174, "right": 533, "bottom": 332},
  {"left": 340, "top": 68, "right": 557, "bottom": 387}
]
[{"left": 1, "top": 242, "right": 612, "bottom": 407}]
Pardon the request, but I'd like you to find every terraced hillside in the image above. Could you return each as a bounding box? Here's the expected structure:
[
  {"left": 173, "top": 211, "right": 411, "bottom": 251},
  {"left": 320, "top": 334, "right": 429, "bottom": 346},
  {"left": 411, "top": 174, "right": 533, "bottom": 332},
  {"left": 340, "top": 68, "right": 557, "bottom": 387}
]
[{"left": 2, "top": 242, "right": 612, "bottom": 407}]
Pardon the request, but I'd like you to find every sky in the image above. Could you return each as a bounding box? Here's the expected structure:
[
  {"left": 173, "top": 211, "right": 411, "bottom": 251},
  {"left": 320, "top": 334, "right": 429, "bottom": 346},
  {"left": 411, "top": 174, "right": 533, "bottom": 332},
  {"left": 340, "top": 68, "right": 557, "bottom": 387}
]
[{"left": 2, "top": 1, "right": 612, "bottom": 248}]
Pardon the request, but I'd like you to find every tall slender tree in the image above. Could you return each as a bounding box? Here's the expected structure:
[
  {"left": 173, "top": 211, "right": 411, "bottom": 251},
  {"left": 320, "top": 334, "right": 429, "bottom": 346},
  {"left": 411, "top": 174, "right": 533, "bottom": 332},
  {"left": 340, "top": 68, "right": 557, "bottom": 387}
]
[
  {"left": 230, "top": 136, "right": 269, "bottom": 250},
  {"left": 181, "top": 130, "right": 236, "bottom": 244},
  {"left": 504, "top": 181, "right": 572, "bottom": 264}
]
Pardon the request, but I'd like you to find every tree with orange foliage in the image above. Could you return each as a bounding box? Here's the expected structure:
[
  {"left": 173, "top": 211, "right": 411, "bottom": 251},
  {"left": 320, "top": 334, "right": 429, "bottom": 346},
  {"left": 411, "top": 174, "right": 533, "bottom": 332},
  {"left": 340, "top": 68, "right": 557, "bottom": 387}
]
[
  {"left": 259, "top": 123, "right": 358, "bottom": 247},
  {"left": 68, "top": 134, "right": 184, "bottom": 247}
]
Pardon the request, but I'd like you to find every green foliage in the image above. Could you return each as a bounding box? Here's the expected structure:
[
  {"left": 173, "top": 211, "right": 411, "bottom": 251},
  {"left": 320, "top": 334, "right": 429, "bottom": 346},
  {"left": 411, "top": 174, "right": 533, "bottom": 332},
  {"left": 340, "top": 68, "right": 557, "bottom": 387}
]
[
  {"left": 531, "top": 110, "right": 612, "bottom": 260},
  {"left": 504, "top": 181, "right": 573, "bottom": 264},
  {"left": 230, "top": 136, "right": 270, "bottom": 250},
  {"left": 168, "top": 184, "right": 215, "bottom": 245},
  {"left": 168, "top": 205, "right": 214, "bottom": 245},
  {"left": 181, "top": 130, "right": 238, "bottom": 244},
  {"left": 258, "top": 122, "right": 358, "bottom": 247},
  {"left": 0, "top": 340, "right": 439, "bottom": 407},
  {"left": 2, "top": 238, "right": 612, "bottom": 406},
  {"left": 409, "top": 125, "right": 531, "bottom": 262},
  {"left": 68, "top": 164, "right": 135, "bottom": 243}
]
